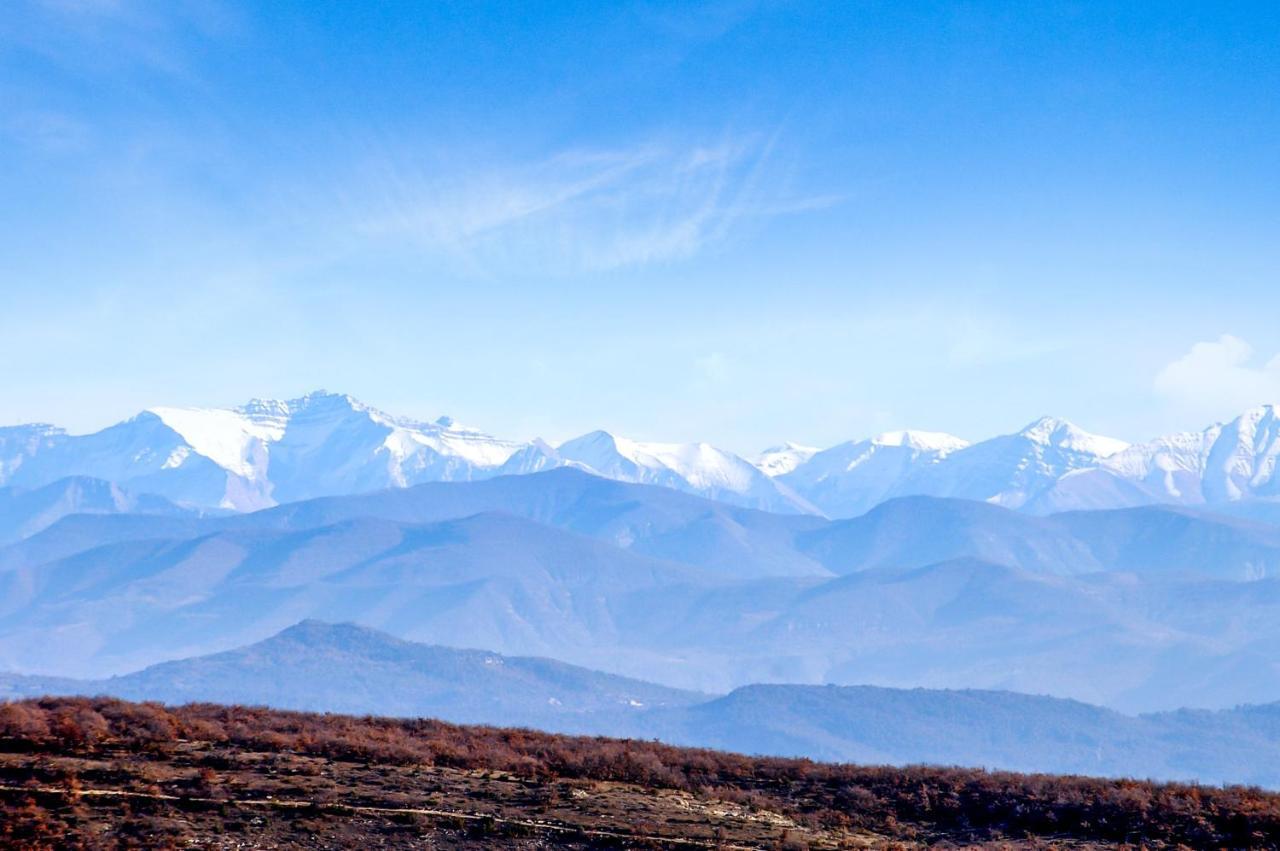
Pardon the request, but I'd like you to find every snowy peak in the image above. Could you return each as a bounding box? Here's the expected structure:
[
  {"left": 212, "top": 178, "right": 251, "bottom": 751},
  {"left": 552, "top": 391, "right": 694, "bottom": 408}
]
[
  {"left": 870, "top": 430, "right": 969, "bottom": 454},
  {"left": 556, "top": 430, "right": 816, "bottom": 514},
  {"left": 1202, "top": 404, "right": 1280, "bottom": 501},
  {"left": 5, "top": 396, "right": 1280, "bottom": 519},
  {"left": 1, "top": 392, "right": 528, "bottom": 512},
  {"left": 558, "top": 430, "right": 740, "bottom": 486},
  {"left": 754, "top": 442, "right": 819, "bottom": 477},
  {"left": 1016, "top": 416, "right": 1129, "bottom": 458},
  {"left": 776, "top": 429, "right": 966, "bottom": 518},
  {"left": 1089, "top": 404, "right": 1280, "bottom": 505},
  {"left": 147, "top": 405, "right": 283, "bottom": 479}
]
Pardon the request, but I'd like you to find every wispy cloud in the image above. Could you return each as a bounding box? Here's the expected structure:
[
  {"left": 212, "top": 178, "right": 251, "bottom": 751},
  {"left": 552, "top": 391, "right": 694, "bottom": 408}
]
[
  {"left": 4, "top": 0, "right": 236, "bottom": 78},
  {"left": 1154, "top": 335, "right": 1280, "bottom": 416},
  {"left": 335, "top": 132, "right": 837, "bottom": 275}
]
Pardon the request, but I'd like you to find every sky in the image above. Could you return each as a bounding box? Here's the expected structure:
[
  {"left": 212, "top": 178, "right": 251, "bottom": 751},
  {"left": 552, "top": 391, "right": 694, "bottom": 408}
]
[{"left": 2, "top": 0, "right": 1279, "bottom": 452}]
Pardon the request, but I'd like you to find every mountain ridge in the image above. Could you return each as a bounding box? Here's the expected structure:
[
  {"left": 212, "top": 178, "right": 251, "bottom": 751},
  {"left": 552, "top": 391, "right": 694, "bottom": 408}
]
[
  {"left": 4, "top": 619, "right": 1278, "bottom": 788},
  {"left": 7, "top": 393, "right": 1280, "bottom": 518}
]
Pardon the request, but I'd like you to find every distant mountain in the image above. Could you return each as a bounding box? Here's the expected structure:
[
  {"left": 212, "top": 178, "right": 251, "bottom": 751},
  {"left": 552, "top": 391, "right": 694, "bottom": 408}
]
[
  {"left": 215, "top": 468, "right": 830, "bottom": 578},
  {"left": 38, "top": 467, "right": 1280, "bottom": 587},
  {"left": 795, "top": 494, "right": 1280, "bottom": 579},
  {"left": 0, "top": 476, "right": 194, "bottom": 545},
  {"left": 4, "top": 620, "right": 1276, "bottom": 788},
  {"left": 628, "top": 555, "right": 1280, "bottom": 711},
  {"left": 16, "top": 469, "right": 1279, "bottom": 585},
  {"left": 754, "top": 442, "right": 819, "bottom": 477},
  {"left": 6, "top": 471, "right": 1280, "bottom": 708},
  {"left": 0, "top": 392, "right": 525, "bottom": 512},
  {"left": 646, "top": 684, "right": 1280, "bottom": 788},
  {"left": 772, "top": 417, "right": 1131, "bottom": 517},
  {"left": 795, "top": 496, "right": 1103, "bottom": 576},
  {"left": 0, "top": 620, "right": 702, "bottom": 728},
  {"left": 6, "top": 395, "right": 1280, "bottom": 518},
  {"left": 0, "top": 509, "right": 720, "bottom": 678},
  {"left": 778, "top": 431, "right": 969, "bottom": 517},
  {"left": 0, "top": 424, "right": 64, "bottom": 482},
  {"left": 776, "top": 407, "right": 1280, "bottom": 517},
  {"left": 0, "top": 394, "right": 817, "bottom": 515},
  {"left": 898, "top": 417, "right": 1130, "bottom": 510},
  {"left": 551, "top": 430, "right": 818, "bottom": 514},
  {"left": 1089, "top": 404, "right": 1280, "bottom": 507},
  {"left": 15, "top": 542, "right": 1276, "bottom": 714}
]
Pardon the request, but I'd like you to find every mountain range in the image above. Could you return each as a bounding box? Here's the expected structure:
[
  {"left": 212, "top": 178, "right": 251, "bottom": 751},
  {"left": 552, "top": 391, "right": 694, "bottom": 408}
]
[
  {"left": 4, "top": 620, "right": 1276, "bottom": 789},
  {"left": 4, "top": 467, "right": 1280, "bottom": 710},
  {"left": 3, "top": 391, "right": 1279, "bottom": 518}
]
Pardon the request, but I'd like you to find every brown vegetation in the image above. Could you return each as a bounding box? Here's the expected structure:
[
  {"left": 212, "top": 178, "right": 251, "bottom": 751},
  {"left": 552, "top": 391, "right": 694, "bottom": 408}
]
[{"left": 1, "top": 697, "right": 1277, "bottom": 848}]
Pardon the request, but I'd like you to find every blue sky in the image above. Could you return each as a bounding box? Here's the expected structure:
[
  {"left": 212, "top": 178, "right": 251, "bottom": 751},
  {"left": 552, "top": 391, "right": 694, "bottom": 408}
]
[{"left": 2, "top": 0, "right": 1279, "bottom": 451}]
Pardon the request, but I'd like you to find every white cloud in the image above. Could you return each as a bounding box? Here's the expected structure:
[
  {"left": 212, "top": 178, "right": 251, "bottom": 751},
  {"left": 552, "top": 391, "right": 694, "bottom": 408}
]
[{"left": 1154, "top": 335, "right": 1280, "bottom": 416}]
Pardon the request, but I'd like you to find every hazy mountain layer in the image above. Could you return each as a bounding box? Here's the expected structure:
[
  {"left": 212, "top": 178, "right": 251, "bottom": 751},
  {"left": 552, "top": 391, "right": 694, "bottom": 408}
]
[
  {"left": 4, "top": 621, "right": 1276, "bottom": 788},
  {"left": 4, "top": 473, "right": 1280, "bottom": 710}
]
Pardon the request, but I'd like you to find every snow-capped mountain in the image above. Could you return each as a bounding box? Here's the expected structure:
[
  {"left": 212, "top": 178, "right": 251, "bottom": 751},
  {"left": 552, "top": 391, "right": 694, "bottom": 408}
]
[
  {"left": 900, "top": 416, "right": 1130, "bottom": 511},
  {"left": 554, "top": 431, "right": 818, "bottom": 515},
  {"left": 4, "top": 395, "right": 1280, "bottom": 518},
  {"left": 767, "top": 417, "right": 1140, "bottom": 516},
  {"left": 773, "top": 418, "right": 1128, "bottom": 516},
  {"left": 1073, "top": 404, "right": 1280, "bottom": 508},
  {"left": 0, "top": 394, "right": 817, "bottom": 514},
  {"left": 0, "top": 392, "right": 526, "bottom": 511},
  {"left": 754, "top": 442, "right": 819, "bottom": 477},
  {"left": 778, "top": 431, "right": 968, "bottom": 518}
]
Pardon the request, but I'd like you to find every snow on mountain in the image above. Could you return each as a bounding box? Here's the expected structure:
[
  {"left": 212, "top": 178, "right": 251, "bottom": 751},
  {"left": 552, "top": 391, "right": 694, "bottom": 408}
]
[
  {"left": 1090, "top": 430, "right": 1216, "bottom": 505},
  {"left": 1, "top": 395, "right": 813, "bottom": 515},
  {"left": 780, "top": 418, "right": 1129, "bottom": 517},
  {"left": 4, "top": 411, "right": 237, "bottom": 508},
  {"left": 555, "top": 431, "right": 818, "bottom": 514},
  {"left": 1202, "top": 405, "right": 1280, "bottom": 501},
  {"left": 0, "top": 393, "right": 526, "bottom": 512},
  {"left": 754, "top": 442, "right": 819, "bottom": 477},
  {"left": 779, "top": 430, "right": 969, "bottom": 518},
  {"left": 899, "top": 417, "right": 1131, "bottom": 511},
  {"left": 4, "top": 396, "right": 1280, "bottom": 519},
  {"left": 1088, "top": 405, "right": 1280, "bottom": 506},
  {"left": 1018, "top": 417, "right": 1129, "bottom": 459}
]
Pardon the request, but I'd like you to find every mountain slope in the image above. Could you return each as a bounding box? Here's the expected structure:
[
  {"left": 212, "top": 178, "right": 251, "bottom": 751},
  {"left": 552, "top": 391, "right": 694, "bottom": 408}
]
[
  {"left": 0, "top": 393, "right": 526, "bottom": 512},
  {"left": 779, "top": 430, "right": 968, "bottom": 518},
  {"left": 0, "top": 476, "right": 193, "bottom": 545},
  {"left": 554, "top": 430, "right": 818, "bottom": 514},
  {"left": 0, "top": 510, "right": 719, "bottom": 678},
  {"left": 7, "top": 397, "right": 1280, "bottom": 519},
  {"left": 4, "top": 621, "right": 1279, "bottom": 788},
  {"left": 209, "top": 468, "right": 830, "bottom": 578},
  {"left": 1091, "top": 404, "right": 1280, "bottom": 507},
  {"left": 791, "top": 493, "right": 1280, "bottom": 580},
  {"left": 897, "top": 417, "right": 1129, "bottom": 510},
  {"left": 646, "top": 684, "right": 1280, "bottom": 787},
  {"left": 0, "top": 620, "right": 703, "bottom": 728},
  {"left": 754, "top": 442, "right": 819, "bottom": 477},
  {"left": 795, "top": 495, "right": 1103, "bottom": 575}
]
